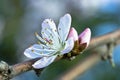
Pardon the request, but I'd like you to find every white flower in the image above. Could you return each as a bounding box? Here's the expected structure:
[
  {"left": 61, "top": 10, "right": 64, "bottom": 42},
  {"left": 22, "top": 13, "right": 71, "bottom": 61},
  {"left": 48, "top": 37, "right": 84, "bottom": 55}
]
[{"left": 24, "top": 14, "right": 74, "bottom": 69}]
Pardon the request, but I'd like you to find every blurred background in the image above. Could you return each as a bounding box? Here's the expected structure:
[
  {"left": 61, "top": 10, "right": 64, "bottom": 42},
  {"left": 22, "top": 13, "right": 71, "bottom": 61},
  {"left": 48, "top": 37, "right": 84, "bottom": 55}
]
[{"left": 0, "top": 0, "right": 120, "bottom": 80}]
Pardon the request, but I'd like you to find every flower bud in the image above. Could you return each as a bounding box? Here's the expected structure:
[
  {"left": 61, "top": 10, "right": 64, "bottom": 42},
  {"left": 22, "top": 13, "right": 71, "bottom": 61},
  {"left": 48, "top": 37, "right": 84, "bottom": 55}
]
[
  {"left": 78, "top": 28, "right": 91, "bottom": 48},
  {"left": 68, "top": 27, "right": 78, "bottom": 41}
]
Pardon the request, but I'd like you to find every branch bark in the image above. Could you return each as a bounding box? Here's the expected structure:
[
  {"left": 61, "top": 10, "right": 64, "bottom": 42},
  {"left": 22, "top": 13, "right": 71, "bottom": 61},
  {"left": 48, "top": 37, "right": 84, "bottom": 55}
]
[
  {"left": 88, "top": 29, "right": 120, "bottom": 50},
  {"left": 0, "top": 29, "right": 120, "bottom": 79},
  {"left": 58, "top": 53, "right": 100, "bottom": 80}
]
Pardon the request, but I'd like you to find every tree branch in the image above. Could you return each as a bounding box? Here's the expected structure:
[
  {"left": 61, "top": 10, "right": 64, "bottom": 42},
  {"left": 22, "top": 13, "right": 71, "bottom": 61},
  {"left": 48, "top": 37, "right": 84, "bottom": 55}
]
[
  {"left": 9, "top": 58, "right": 41, "bottom": 78},
  {"left": 58, "top": 53, "right": 100, "bottom": 80},
  {"left": 88, "top": 29, "right": 120, "bottom": 50},
  {"left": 0, "top": 29, "right": 120, "bottom": 79}
]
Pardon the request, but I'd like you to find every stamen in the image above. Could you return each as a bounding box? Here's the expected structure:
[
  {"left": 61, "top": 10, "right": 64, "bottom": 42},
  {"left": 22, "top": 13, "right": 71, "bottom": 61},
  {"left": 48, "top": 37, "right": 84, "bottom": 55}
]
[
  {"left": 44, "top": 38, "right": 48, "bottom": 42},
  {"left": 46, "top": 21, "right": 48, "bottom": 23},
  {"left": 34, "top": 32, "right": 38, "bottom": 36},
  {"left": 42, "top": 46, "right": 44, "bottom": 49},
  {"left": 37, "top": 41, "right": 41, "bottom": 44},
  {"left": 50, "top": 33, "right": 53, "bottom": 38},
  {"left": 44, "top": 38, "right": 53, "bottom": 45},
  {"left": 31, "top": 49, "right": 34, "bottom": 52},
  {"left": 49, "top": 39, "right": 53, "bottom": 45},
  {"left": 41, "top": 32, "right": 44, "bottom": 34},
  {"left": 45, "top": 28, "right": 47, "bottom": 30},
  {"left": 29, "top": 45, "right": 32, "bottom": 47},
  {"left": 40, "top": 52, "right": 43, "bottom": 54},
  {"left": 59, "top": 28, "right": 61, "bottom": 30}
]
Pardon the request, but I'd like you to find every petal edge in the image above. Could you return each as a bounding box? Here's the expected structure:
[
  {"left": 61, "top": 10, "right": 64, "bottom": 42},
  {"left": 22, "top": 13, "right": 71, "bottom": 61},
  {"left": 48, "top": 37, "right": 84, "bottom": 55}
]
[
  {"left": 58, "top": 14, "right": 71, "bottom": 42},
  {"left": 32, "top": 55, "right": 57, "bottom": 69},
  {"left": 61, "top": 37, "right": 74, "bottom": 54}
]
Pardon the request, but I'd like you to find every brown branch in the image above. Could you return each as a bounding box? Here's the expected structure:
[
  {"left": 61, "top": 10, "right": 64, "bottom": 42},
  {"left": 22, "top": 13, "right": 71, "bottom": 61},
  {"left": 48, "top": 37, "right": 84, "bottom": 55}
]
[
  {"left": 58, "top": 53, "right": 100, "bottom": 80},
  {"left": 88, "top": 29, "right": 120, "bottom": 50},
  {"left": 0, "top": 29, "right": 120, "bottom": 79},
  {"left": 9, "top": 58, "right": 41, "bottom": 78}
]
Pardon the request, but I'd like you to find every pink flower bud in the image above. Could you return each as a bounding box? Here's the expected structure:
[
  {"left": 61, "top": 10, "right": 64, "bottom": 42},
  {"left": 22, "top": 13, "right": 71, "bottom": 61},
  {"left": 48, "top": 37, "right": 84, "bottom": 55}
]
[
  {"left": 68, "top": 27, "right": 78, "bottom": 41},
  {"left": 78, "top": 28, "right": 91, "bottom": 48}
]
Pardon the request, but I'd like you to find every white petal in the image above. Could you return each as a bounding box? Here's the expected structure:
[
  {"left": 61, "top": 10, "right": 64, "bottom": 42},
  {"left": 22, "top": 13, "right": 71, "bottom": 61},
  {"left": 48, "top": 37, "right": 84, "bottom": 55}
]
[
  {"left": 61, "top": 37, "right": 74, "bottom": 54},
  {"left": 41, "top": 19, "right": 59, "bottom": 40},
  {"left": 32, "top": 55, "right": 57, "bottom": 69},
  {"left": 58, "top": 14, "right": 71, "bottom": 42},
  {"left": 32, "top": 44, "right": 55, "bottom": 52},
  {"left": 24, "top": 48, "right": 42, "bottom": 58},
  {"left": 24, "top": 44, "right": 56, "bottom": 58},
  {"left": 41, "top": 19, "right": 60, "bottom": 49},
  {"left": 42, "top": 19, "right": 57, "bottom": 30}
]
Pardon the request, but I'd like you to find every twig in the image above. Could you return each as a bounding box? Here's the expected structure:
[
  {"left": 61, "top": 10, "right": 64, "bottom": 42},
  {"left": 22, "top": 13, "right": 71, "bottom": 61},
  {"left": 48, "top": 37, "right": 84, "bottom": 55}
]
[
  {"left": 58, "top": 53, "right": 100, "bottom": 80},
  {"left": 9, "top": 58, "right": 41, "bottom": 78},
  {"left": 88, "top": 29, "right": 120, "bottom": 50},
  {"left": 0, "top": 29, "right": 120, "bottom": 79}
]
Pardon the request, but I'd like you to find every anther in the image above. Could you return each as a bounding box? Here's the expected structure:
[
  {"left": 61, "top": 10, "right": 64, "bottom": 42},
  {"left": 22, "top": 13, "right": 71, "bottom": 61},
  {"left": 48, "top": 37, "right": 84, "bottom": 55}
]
[
  {"left": 42, "top": 46, "right": 44, "bottom": 49},
  {"left": 31, "top": 49, "right": 34, "bottom": 52},
  {"left": 55, "top": 29, "right": 57, "bottom": 32},
  {"left": 46, "top": 21, "right": 48, "bottom": 23},
  {"left": 35, "top": 32, "right": 38, "bottom": 36},
  {"left": 45, "top": 28, "right": 47, "bottom": 30},
  {"left": 40, "top": 52, "right": 43, "bottom": 54},
  {"left": 37, "top": 41, "right": 41, "bottom": 44},
  {"left": 41, "top": 32, "right": 44, "bottom": 34},
  {"left": 59, "top": 28, "right": 61, "bottom": 30}
]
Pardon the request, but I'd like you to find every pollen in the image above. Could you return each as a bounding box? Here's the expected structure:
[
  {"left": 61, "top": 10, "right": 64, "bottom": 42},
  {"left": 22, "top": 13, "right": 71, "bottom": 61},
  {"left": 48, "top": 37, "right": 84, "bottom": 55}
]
[
  {"left": 34, "top": 32, "right": 38, "bottom": 36},
  {"left": 48, "top": 39, "right": 53, "bottom": 45},
  {"left": 46, "top": 21, "right": 49, "bottom": 23},
  {"left": 37, "top": 41, "right": 41, "bottom": 44},
  {"left": 31, "top": 49, "right": 34, "bottom": 52},
  {"left": 55, "top": 29, "right": 57, "bottom": 32},
  {"left": 59, "top": 28, "right": 61, "bottom": 30},
  {"left": 41, "top": 32, "right": 44, "bottom": 34},
  {"left": 40, "top": 52, "right": 43, "bottom": 54},
  {"left": 45, "top": 28, "right": 47, "bottom": 30},
  {"left": 42, "top": 46, "right": 44, "bottom": 49},
  {"left": 50, "top": 34, "right": 53, "bottom": 38}
]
